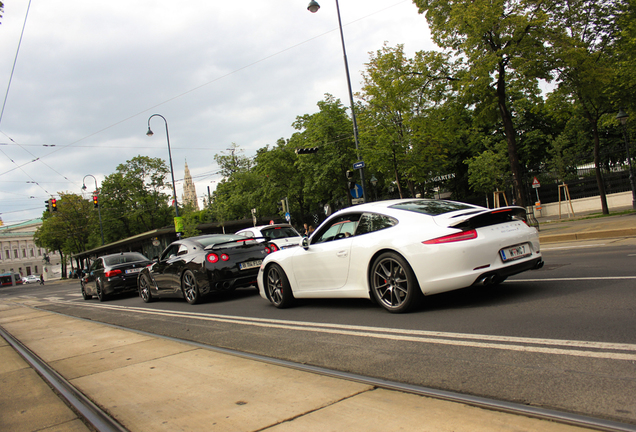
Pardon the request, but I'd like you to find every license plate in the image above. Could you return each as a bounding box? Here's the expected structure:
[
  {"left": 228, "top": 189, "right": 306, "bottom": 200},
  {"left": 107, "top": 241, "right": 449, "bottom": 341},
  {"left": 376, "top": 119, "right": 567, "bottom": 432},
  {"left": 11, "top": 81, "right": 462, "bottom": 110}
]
[
  {"left": 125, "top": 268, "right": 142, "bottom": 274},
  {"left": 239, "top": 260, "right": 262, "bottom": 270},
  {"left": 500, "top": 243, "right": 531, "bottom": 262}
]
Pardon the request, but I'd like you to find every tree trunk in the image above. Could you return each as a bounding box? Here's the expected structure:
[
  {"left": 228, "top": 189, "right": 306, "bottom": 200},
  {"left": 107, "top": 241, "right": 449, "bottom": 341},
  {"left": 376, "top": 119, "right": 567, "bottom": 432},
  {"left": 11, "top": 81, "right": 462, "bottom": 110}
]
[
  {"left": 496, "top": 62, "right": 526, "bottom": 208},
  {"left": 592, "top": 122, "right": 609, "bottom": 214}
]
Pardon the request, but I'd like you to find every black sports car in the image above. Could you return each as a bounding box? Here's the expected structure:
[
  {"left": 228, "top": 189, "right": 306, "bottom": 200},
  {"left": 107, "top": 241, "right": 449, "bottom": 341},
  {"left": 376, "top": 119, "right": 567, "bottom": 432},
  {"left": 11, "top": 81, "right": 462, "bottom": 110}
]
[
  {"left": 82, "top": 252, "right": 152, "bottom": 301},
  {"left": 138, "top": 234, "right": 279, "bottom": 304}
]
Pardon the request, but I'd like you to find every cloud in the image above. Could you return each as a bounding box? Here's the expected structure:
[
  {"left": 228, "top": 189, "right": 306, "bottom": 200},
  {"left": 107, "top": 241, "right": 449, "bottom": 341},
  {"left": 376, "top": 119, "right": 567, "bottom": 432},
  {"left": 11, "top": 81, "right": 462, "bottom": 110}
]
[{"left": 0, "top": 0, "right": 435, "bottom": 224}]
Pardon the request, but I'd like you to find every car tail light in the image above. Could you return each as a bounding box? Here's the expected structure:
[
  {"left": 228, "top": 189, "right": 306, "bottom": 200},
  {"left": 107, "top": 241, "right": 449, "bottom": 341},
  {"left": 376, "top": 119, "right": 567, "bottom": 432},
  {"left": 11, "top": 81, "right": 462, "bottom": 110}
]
[
  {"left": 266, "top": 244, "right": 279, "bottom": 254},
  {"left": 220, "top": 253, "right": 230, "bottom": 261},
  {"left": 104, "top": 269, "right": 122, "bottom": 278},
  {"left": 207, "top": 253, "right": 219, "bottom": 263},
  {"left": 423, "top": 229, "right": 478, "bottom": 244}
]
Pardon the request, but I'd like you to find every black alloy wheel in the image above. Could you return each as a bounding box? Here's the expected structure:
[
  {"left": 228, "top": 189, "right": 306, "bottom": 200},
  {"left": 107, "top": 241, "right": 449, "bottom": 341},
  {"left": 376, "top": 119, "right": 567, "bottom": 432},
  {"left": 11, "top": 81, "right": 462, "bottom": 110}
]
[
  {"left": 139, "top": 274, "right": 153, "bottom": 303},
  {"left": 265, "top": 263, "right": 294, "bottom": 308},
  {"left": 81, "top": 282, "right": 92, "bottom": 300},
  {"left": 182, "top": 270, "right": 200, "bottom": 305},
  {"left": 96, "top": 280, "right": 107, "bottom": 302},
  {"left": 370, "top": 252, "right": 422, "bottom": 313}
]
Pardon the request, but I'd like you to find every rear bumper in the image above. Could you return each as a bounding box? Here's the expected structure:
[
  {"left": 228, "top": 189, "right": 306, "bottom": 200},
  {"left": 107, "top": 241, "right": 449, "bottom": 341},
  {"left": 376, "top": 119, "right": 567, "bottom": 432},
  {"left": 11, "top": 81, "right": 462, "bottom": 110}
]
[{"left": 472, "top": 257, "right": 544, "bottom": 286}]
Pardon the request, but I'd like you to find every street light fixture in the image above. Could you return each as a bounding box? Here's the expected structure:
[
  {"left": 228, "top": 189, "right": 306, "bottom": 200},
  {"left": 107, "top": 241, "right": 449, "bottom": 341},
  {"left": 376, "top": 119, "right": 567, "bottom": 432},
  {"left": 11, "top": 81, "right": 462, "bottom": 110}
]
[
  {"left": 616, "top": 109, "right": 636, "bottom": 210},
  {"left": 82, "top": 174, "right": 104, "bottom": 245},
  {"left": 147, "top": 114, "right": 180, "bottom": 220},
  {"left": 308, "top": 0, "right": 367, "bottom": 203}
]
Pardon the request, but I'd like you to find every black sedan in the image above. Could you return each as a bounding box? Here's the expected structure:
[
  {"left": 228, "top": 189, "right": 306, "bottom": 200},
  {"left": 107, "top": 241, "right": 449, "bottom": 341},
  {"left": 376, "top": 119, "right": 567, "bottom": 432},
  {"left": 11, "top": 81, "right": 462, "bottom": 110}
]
[
  {"left": 138, "top": 234, "right": 279, "bottom": 305},
  {"left": 81, "top": 252, "right": 151, "bottom": 301}
]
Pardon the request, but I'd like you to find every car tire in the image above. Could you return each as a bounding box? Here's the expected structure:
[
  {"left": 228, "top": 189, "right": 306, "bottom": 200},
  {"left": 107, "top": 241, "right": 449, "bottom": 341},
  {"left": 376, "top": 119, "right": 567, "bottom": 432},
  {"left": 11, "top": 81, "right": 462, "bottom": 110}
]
[
  {"left": 96, "top": 280, "right": 107, "bottom": 302},
  {"left": 139, "top": 274, "right": 153, "bottom": 303},
  {"left": 182, "top": 270, "right": 200, "bottom": 305},
  {"left": 370, "top": 252, "right": 422, "bottom": 313},
  {"left": 81, "top": 282, "right": 92, "bottom": 300},
  {"left": 265, "top": 263, "right": 294, "bottom": 308}
]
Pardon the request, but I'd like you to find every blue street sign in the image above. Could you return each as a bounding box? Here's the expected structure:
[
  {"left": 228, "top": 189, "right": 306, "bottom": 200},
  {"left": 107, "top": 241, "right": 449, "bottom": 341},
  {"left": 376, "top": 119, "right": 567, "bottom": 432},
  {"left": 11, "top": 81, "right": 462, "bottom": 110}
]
[
  {"left": 350, "top": 184, "right": 363, "bottom": 198},
  {"left": 353, "top": 161, "right": 365, "bottom": 170},
  {"left": 285, "top": 212, "right": 291, "bottom": 222}
]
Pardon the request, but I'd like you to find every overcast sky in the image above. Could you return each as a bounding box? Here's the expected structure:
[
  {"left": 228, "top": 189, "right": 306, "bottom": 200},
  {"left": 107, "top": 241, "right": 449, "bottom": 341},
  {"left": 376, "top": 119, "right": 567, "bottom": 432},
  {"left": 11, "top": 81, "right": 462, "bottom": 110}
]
[{"left": 0, "top": 0, "right": 436, "bottom": 226}]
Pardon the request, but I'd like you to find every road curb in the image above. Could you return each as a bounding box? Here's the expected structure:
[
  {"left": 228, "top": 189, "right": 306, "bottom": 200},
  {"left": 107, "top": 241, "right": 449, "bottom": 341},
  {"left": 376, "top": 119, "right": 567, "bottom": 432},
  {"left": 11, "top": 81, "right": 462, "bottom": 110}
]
[{"left": 539, "top": 228, "right": 636, "bottom": 243}]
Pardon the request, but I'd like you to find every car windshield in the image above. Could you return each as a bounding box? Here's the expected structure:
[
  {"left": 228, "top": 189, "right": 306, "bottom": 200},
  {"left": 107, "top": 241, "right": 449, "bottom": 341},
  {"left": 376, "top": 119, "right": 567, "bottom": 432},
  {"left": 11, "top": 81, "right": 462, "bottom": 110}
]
[
  {"left": 389, "top": 200, "right": 474, "bottom": 216},
  {"left": 103, "top": 253, "right": 149, "bottom": 266},
  {"left": 261, "top": 227, "right": 299, "bottom": 239}
]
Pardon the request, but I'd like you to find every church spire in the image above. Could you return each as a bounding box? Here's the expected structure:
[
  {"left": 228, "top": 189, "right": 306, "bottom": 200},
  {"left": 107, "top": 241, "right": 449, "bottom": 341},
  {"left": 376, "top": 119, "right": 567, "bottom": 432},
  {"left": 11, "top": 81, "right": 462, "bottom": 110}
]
[{"left": 182, "top": 160, "right": 199, "bottom": 210}]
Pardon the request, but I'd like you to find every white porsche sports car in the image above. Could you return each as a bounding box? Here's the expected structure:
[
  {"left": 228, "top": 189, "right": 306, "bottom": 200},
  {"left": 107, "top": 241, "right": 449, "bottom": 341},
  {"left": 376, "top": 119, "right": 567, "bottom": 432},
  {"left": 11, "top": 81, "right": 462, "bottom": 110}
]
[{"left": 257, "top": 199, "right": 543, "bottom": 313}]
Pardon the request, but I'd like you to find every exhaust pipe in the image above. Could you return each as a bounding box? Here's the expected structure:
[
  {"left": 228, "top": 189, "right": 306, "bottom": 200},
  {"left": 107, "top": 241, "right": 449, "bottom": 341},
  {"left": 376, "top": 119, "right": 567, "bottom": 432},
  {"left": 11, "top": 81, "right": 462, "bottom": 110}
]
[{"left": 533, "top": 260, "right": 544, "bottom": 270}]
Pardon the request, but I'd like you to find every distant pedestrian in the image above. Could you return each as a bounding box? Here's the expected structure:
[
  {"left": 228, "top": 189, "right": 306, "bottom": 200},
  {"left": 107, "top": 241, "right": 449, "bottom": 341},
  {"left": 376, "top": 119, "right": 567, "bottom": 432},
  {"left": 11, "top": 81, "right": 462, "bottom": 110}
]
[{"left": 39, "top": 274, "right": 44, "bottom": 285}]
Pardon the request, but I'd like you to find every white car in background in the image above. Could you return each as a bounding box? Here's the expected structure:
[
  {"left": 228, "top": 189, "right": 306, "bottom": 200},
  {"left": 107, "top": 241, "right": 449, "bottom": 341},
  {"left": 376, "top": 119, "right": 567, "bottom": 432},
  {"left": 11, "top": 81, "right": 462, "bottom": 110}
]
[
  {"left": 236, "top": 224, "right": 303, "bottom": 250},
  {"left": 22, "top": 275, "right": 40, "bottom": 284},
  {"left": 258, "top": 199, "right": 543, "bottom": 313}
]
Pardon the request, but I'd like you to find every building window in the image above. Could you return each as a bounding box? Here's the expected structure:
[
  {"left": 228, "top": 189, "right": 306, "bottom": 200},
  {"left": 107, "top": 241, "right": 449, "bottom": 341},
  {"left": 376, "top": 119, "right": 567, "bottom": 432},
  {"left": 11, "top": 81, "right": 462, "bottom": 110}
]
[
  {"left": 30, "top": 249, "right": 34, "bottom": 257},
  {"left": 5, "top": 250, "right": 10, "bottom": 259},
  {"left": 34, "top": 265, "right": 38, "bottom": 274},
  {"left": 14, "top": 250, "right": 18, "bottom": 259},
  {"left": 22, "top": 249, "right": 27, "bottom": 258}
]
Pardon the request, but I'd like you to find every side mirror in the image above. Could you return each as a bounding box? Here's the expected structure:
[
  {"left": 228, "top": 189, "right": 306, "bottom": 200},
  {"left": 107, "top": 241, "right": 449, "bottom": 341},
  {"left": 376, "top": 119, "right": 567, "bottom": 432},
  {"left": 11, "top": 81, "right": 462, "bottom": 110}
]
[{"left": 301, "top": 237, "right": 309, "bottom": 250}]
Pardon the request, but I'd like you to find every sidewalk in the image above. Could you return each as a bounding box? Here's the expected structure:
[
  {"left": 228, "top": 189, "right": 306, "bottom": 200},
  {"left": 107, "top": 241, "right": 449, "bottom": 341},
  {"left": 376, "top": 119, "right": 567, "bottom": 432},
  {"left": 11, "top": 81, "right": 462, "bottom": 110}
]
[{"left": 2, "top": 214, "right": 636, "bottom": 432}]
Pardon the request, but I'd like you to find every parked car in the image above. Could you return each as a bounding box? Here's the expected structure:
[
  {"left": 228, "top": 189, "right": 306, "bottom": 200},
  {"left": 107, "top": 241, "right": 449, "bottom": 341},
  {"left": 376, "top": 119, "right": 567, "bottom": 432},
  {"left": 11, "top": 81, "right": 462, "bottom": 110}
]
[
  {"left": 22, "top": 275, "right": 40, "bottom": 284},
  {"left": 235, "top": 224, "right": 303, "bottom": 250},
  {"left": 81, "top": 252, "right": 151, "bottom": 301},
  {"left": 137, "top": 234, "right": 279, "bottom": 305},
  {"left": 258, "top": 198, "right": 544, "bottom": 313}
]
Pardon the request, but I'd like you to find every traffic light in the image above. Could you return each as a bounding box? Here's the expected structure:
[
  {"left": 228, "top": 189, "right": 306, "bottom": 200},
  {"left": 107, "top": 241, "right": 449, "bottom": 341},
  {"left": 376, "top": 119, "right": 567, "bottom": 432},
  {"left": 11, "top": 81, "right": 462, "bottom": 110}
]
[
  {"left": 346, "top": 170, "right": 355, "bottom": 190},
  {"left": 93, "top": 195, "right": 99, "bottom": 208},
  {"left": 51, "top": 198, "right": 57, "bottom": 212},
  {"left": 44, "top": 200, "right": 50, "bottom": 212},
  {"left": 295, "top": 147, "right": 319, "bottom": 155}
]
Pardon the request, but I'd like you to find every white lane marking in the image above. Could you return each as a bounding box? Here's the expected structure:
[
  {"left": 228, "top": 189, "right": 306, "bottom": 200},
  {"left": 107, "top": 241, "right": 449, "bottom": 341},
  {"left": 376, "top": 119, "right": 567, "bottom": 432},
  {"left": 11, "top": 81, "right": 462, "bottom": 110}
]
[
  {"left": 541, "top": 244, "right": 605, "bottom": 251},
  {"left": 511, "top": 276, "right": 636, "bottom": 282},
  {"left": 45, "top": 299, "right": 636, "bottom": 362}
]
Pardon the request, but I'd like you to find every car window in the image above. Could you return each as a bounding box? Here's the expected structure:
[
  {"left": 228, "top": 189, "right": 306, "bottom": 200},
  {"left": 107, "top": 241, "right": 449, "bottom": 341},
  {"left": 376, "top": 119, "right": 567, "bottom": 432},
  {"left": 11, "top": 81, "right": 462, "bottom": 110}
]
[
  {"left": 104, "top": 253, "right": 148, "bottom": 266},
  {"left": 389, "top": 200, "right": 473, "bottom": 215},
  {"left": 355, "top": 213, "right": 398, "bottom": 235},
  {"left": 90, "top": 259, "right": 103, "bottom": 271},
  {"left": 312, "top": 214, "right": 361, "bottom": 244},
  {"left": 160, "top": 244, "right": 180, "bottom": 261},
  {"left": 261, "top": 227, "right": 300, "bottom": 239},
  {"left": 238, "top": 231, "right": 255, "bottom": 238}
]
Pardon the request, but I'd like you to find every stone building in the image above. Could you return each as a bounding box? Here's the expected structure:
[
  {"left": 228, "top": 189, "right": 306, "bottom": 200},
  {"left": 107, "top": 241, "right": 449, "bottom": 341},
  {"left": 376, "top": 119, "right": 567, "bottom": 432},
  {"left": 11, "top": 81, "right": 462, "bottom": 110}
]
[
  {"left": 181, "top": 160, "right": 199, "bottom": 210},
  {"left": 0, "top": 219, "right": 62, "bottom": 281}
]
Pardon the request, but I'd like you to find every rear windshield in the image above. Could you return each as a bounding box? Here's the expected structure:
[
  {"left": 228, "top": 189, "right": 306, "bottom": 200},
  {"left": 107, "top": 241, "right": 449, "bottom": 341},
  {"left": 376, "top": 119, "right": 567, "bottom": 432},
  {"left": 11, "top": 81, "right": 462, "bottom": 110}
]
[
  {"left": 389, "top": 200, "right": 474, "bottom": 216},
  {"left": 261, "top": 227, "right": 299, "bottom": 239},
  {"left": 103, "top": 253, "right": 149, "bottom": 265}
]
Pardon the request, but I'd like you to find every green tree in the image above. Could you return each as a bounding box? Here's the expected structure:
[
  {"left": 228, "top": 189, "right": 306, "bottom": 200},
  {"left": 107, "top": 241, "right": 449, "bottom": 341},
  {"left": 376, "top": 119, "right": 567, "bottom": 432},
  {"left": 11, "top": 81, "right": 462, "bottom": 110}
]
[
  {"left": 357, "top": 45, "right": 456, "bottom": 198},
  {"left": 413, "top": 0, "right": 554, "bottom": 207},
  {"left": 34, "top": 193, "right": 94, "bottom": 276},
  {"left": 99, "top": 156, "right": 174, "bottom": 241},
  {"left": 548, "top": 0, "right": 625, "bottom": 214}
]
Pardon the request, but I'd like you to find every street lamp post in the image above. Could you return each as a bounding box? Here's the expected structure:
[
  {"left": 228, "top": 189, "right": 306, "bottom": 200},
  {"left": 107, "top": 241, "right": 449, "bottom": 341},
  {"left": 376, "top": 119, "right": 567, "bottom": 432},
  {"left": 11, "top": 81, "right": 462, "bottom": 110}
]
[
  {"left": 616, "top": 109, "right": 636, "bottom": 210},
  {"left": 308, "top": 0, "right": 367, "bottom": 203},
  {"left": 146, "top": 114, "right": 180, "bottom": 219},
  {"left": 82, "top": 174, "right": 104, "bottom": 245}
]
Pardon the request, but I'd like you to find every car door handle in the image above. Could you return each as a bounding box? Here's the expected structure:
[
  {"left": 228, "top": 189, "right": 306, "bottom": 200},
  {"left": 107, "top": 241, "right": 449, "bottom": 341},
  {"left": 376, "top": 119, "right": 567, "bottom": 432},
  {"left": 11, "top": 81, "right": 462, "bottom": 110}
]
[{"left": 337, "top": 250, "right": 348, "bottom": 257}]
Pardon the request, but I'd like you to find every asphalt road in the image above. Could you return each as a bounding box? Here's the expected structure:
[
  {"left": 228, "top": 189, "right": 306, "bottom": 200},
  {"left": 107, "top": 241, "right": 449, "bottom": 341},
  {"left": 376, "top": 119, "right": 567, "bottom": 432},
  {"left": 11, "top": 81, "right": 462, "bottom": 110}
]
[{"left": 2, "top": 237, "right": 636, "bottom": 425}]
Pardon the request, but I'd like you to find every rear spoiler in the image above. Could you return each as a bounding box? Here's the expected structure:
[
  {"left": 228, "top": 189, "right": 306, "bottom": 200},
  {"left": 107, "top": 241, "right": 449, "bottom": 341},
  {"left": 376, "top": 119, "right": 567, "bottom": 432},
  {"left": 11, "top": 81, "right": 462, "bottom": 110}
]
[
  {"left": 204, "top": 237, "right": 271, "bottom": 250},
  {"left": 447, "top": 206, "right": 527, "bottom": 230}
]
